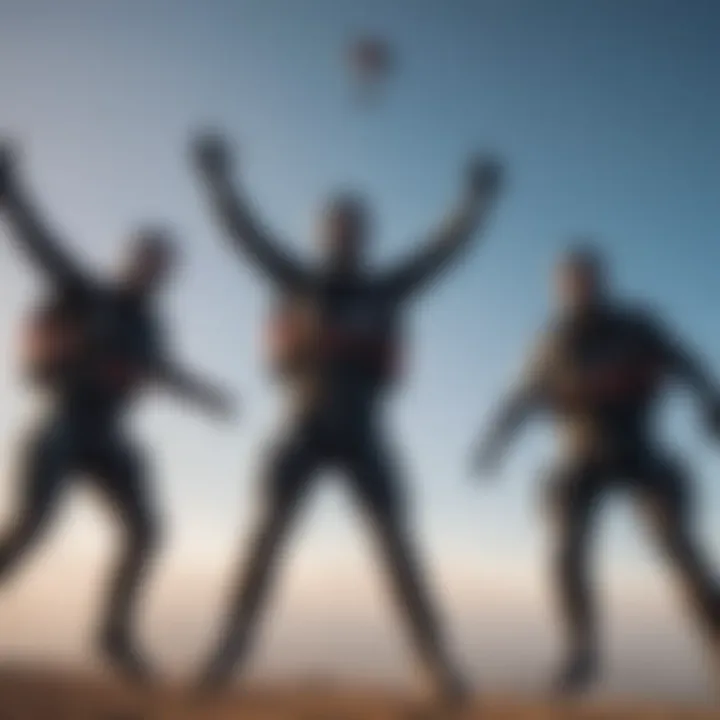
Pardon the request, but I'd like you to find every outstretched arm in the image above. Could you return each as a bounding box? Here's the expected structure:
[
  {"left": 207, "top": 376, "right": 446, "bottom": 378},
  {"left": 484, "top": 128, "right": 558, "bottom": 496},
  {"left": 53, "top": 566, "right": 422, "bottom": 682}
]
[
  {"left": 0, "top": 144, "right": 87, "bottom": 286},
  {"left": 154, "top": 361, "right": 236, "bottom": 421},
  {"left": 382, "top": 156, "right": 503, "bottom": 300},
  {"left": 191, "top": 133, "right": 309, "bottom": 290},
  {"left": 665, "top": 343, "right": 718, "bottom": 403},
  {"left": 650, "top": 316, "right": 720, "bottom": 408},
  {"left": 470, "top": 332, "right": 552, "bottom": 477},
  {"left": 471, "top": 387, "right": 539, "bottom": 474}
]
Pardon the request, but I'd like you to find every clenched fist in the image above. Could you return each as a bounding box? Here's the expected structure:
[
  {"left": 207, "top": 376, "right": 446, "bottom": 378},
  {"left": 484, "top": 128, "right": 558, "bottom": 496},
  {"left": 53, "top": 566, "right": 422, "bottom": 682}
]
[
  {"left": 466, "top": 155, "right": 504, "bottom": 201},
  {"left": 192, "top": 131, "right": 234, "bottom": 182},
  {"left": 0, "top": 140, "right": 19, "bottom": 202}
]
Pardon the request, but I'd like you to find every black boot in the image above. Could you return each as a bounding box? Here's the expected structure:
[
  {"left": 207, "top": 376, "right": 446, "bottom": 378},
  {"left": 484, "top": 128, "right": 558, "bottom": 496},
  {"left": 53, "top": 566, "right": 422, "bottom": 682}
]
[
  {"left": 551, "top": 648, "right": 599, "bottom": 696},
  {"left": 98, "top": 624, "right": 154, "bottom": 685}
]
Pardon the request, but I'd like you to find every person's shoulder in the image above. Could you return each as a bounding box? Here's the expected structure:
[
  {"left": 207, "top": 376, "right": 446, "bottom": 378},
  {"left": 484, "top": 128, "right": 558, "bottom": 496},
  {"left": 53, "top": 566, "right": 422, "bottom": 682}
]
[
  {"left": 269, "top": 289, "right": 301, "bottom": 314},
  {"left": 606, "top": 301, "right": 673, "bottom": 351},
  {"left": 48, "top": 274, "right": 95, "bottom": 309},
  {"left": 519, "top": 317, "right": 564, "bottom": 367},
  {"left": 541, "top": 314, "right": 571, "bottom": 345},
  {"left": 62, "top": 272, "right": 100, "bottom": 303},
  {"left": 612, "top": 300, "right": 664, "bottom": 333}
]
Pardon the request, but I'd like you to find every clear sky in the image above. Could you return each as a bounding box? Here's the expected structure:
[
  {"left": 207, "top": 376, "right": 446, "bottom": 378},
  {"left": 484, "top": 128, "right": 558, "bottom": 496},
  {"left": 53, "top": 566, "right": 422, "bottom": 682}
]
[{"left": 0, "top": 0, "right": 719, "bottom": 699}]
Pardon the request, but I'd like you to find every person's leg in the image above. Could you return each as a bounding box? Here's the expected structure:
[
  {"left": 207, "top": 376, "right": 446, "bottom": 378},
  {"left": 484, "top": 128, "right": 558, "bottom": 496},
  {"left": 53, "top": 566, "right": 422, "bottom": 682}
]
[
  {"left": 199, "top": 427, "right": 321, "bottom": 688},
  {"left": 544, "top": 459, "right": 604, "bottom": 694},
  {"left": 634, "top": 453, "right": 720, "bottom": 672},
  {"left": 346, "top": 438, "right": 464, "bottom": 704},
  {"left": 87, "top": 435, "right": 159, "bottom": 681},
  {"left": 0, "top": 419, "right": 73, "bottom": 582}
]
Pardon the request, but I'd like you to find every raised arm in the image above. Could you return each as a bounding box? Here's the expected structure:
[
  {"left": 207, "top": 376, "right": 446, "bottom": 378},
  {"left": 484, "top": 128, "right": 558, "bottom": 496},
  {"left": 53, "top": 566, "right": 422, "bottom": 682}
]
[
  {"left": 470, "top": 331, "right": 553, "bottom": 477},
  {"left": 381, "top": 156, "right": 504, "bottom": 300},
  {"left": 0, "top": 143, "right": 87, "bottom": 286},
  {"left": 191, "top": 132, "right": 309, "bottom": 290}
]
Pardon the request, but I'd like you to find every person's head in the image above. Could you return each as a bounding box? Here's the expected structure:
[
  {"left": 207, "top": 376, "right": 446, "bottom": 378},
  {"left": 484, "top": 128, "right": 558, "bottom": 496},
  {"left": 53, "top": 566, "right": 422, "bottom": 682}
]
[
  {"left": 554, "top": 242, "right": 607, "bottom": 315},
  {"left": 318, "top": 193, "right": 370, "bottom": 273},
  {"left": 120, "top": 227, "right": 177, "bottom": 294}
]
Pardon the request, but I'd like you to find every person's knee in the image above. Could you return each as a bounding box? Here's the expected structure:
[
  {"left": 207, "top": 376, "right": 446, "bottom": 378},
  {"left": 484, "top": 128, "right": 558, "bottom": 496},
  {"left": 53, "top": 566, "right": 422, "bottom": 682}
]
[
  {"left": 642, "top": 486, "right": 690, "bottom": 554},
  {"left": 257, "top": 438, "right": 312, "bottom": 515},
  {"left": 247, "top": 498, "right": 296, "bottom": 567},
  {"left": 643, "top": 453, "right": 691, "bottom": 509},
  {"left": 141, "top": 511, "right": 162, "bottom": 549},
  {"left": 368, "top": 494, "right": 406, "bottom": 543},
  {"left": 655, "top": 520, "right": 695, "bottom": 565},
  {"left": 357, "top": 466, "right": 407, "bottom": 529},
  {"left": 126, "top": 511, "right": 161, "bottom": 556},
  {"left": 555, "top": 536, "right": 585, "bottom": 587},
  {"left": 548, "top": 487, "right": 595, "bottom": 586},
  {"left": 373, "top": 512, "right": 424, "bottom": 590},
  {"left": 0, "top": 510, "right": 48, "bottom": 578},
  {"left": 6, "top": 502, "right": 49, "bottom": 546},
  {"left": 556, "top": 544, "right": 579, "bottom": 577}
]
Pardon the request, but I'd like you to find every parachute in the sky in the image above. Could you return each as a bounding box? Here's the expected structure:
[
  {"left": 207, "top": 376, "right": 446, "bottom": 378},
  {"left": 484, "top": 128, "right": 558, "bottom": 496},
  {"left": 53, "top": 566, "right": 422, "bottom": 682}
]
[{"left": 346, "top": 36, "right": 395, "bottom": 104}]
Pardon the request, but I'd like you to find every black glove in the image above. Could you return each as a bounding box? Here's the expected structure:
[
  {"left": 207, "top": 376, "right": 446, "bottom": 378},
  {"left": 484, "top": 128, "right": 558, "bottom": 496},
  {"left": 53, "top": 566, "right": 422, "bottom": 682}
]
[
  {"left": 467, "top": 155, "right": 504, "bottom": 200},
  {"left": 192, "top": 131, "right": 233, "bottom": 182},
  {"left": 0, "top": 141, "right": 18, "bottom": 202}
]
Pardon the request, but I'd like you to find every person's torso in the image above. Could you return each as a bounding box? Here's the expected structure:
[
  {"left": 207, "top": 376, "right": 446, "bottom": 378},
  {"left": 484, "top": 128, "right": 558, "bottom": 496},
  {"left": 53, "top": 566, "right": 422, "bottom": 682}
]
[
  {"left": 265, "top": 275, "right": 402, "bottom": 419},
  {"left": 22, "top": 282, "right": 161, "bottom": 416},
  {"left": 545, "top": 306, "right": 668, "bottom": 459}
]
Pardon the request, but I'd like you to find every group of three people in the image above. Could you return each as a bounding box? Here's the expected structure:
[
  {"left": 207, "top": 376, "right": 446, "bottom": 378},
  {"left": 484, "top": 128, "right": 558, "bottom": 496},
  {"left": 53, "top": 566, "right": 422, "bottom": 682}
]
[{"left": 0, "top": 133, "right": 717, "bottom": 707}]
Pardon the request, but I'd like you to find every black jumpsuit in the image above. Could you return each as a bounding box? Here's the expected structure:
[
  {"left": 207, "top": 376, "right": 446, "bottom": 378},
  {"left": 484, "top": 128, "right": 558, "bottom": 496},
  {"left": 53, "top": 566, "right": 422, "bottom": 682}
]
[
  {"left": 483, "top": 303, "right": 720, "bottom": 677},
  {"left": 198, "top": 175, "right": 496, "bottom": 689},
  {"left": 0, "top": 183, "right": 170, "bottom": 674}
]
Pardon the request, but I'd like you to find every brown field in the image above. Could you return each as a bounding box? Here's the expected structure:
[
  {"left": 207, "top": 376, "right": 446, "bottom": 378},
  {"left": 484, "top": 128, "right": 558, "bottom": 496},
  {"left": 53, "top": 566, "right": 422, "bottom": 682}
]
[{"left": 0, "top": 668, "right": 716, "bottom": 720}]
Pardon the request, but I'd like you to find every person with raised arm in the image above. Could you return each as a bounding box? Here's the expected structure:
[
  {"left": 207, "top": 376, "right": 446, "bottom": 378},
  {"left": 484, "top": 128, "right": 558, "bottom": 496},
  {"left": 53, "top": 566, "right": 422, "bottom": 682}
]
[
  {"left": 0, "top": 142, "right": 236, "bottom": 682},
  {"left": 190, "top": 131, "right": 504, "bottom": 707}
]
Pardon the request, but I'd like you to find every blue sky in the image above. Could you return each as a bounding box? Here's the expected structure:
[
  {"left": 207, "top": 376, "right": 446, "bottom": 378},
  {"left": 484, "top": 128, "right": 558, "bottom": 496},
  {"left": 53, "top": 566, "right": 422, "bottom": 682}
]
[{"left": 0, "top": 0, "right": 719, "bottom": 696}]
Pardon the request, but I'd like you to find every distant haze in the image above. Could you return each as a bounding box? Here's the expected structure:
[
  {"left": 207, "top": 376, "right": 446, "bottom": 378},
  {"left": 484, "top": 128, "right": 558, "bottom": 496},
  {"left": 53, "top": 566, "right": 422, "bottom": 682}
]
[{"left": 0, "top": 498, "right": 713, "bottom": 701}]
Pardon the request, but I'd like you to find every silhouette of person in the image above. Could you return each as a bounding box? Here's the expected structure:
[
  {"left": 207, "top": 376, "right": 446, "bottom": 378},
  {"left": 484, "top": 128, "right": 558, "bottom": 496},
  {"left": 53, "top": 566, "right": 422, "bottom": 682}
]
[
  {"left": 472, "top": 245, "right": 720, "bottom": 695},
  {"left": 190, "top": 131, "right": 504, "bottom": 704},
  {"left": 0, "top": 142, "right": 235, "bottom": 681}
]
